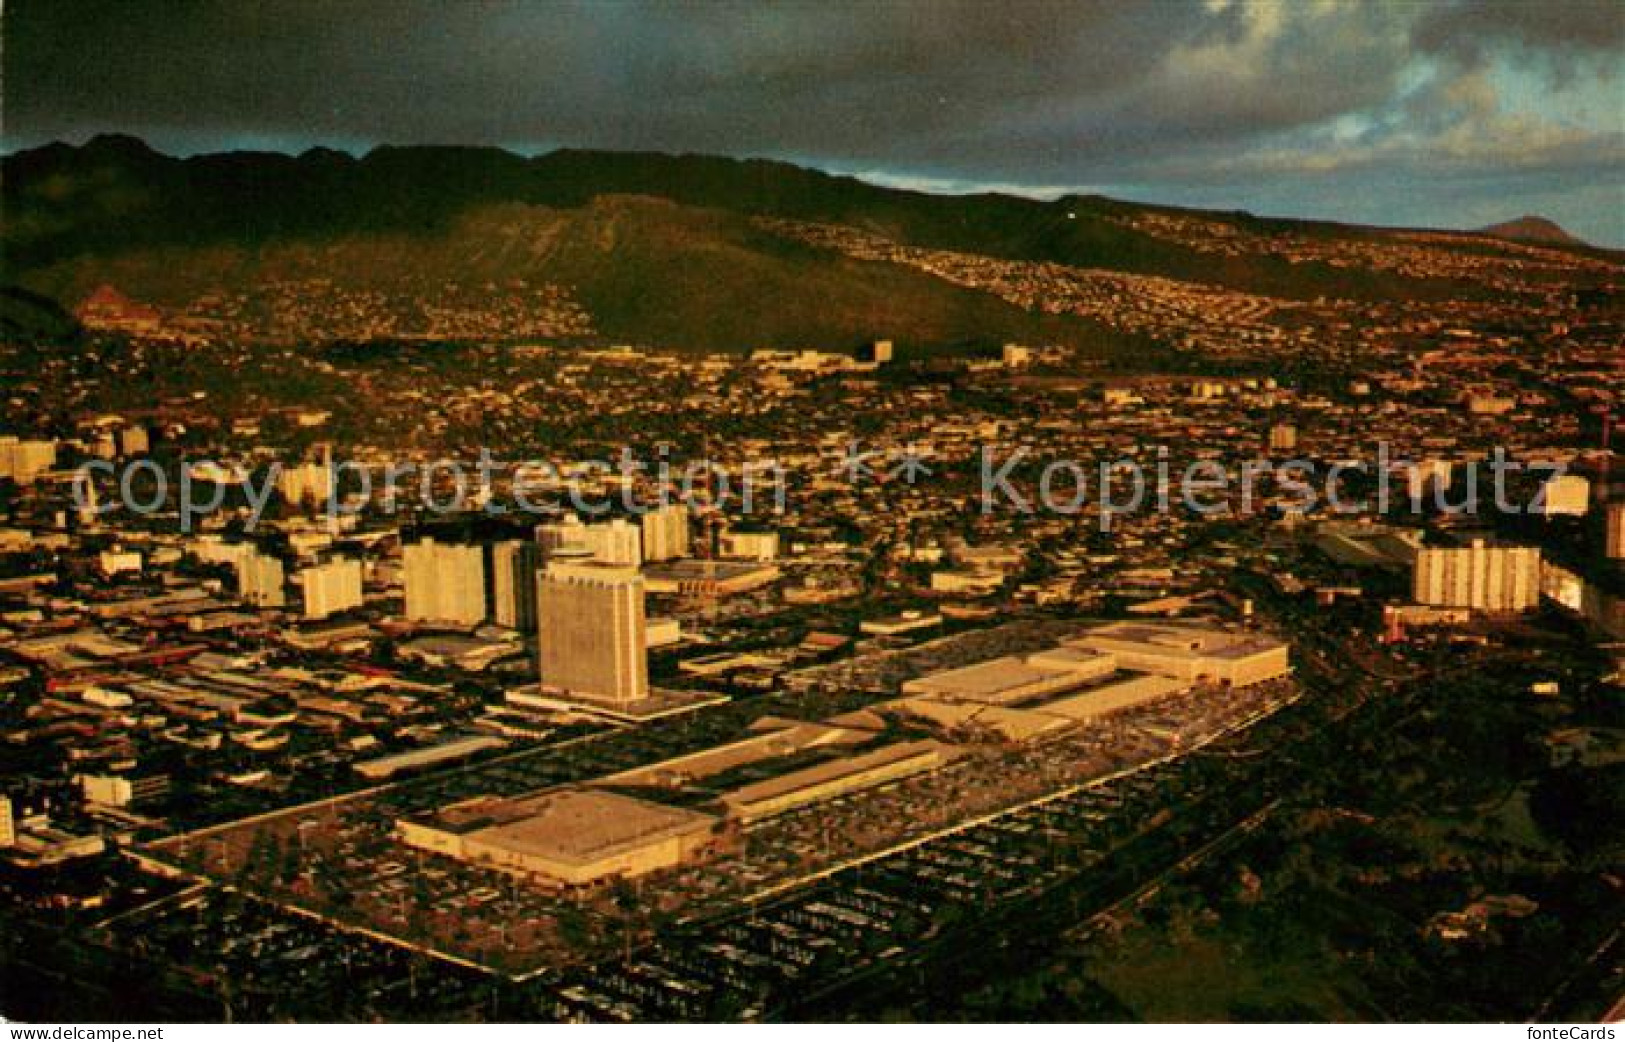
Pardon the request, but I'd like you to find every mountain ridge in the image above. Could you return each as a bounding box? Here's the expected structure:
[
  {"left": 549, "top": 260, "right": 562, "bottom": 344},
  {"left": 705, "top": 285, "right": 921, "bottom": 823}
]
[{"left": 3, "top": 137, "right": 1618, "bottom": 354}]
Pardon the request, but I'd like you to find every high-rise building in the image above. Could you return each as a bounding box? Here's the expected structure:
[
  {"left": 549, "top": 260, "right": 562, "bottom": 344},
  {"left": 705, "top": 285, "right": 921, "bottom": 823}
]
[
  {"left": 119, "top": 426, "right": 149, "bottom": 457},
  {"left": 403, "top": 537, "right": 487, "bottom": 626},
  {"left": 537, "top": 558, "right": 648, "bottom": 705},
  {"left": 1538, "top": 474, "right": 1591, "bottom": 517},
  {"left": 539, "top": 516, "right": 643, "bottom": 567},
  {"left": 1412, "top": 540, "right": 1541, "bottom": 613},
  {"left": 0, "top": 795, "right": 14, "bottom": 848},
  {"left": 1607, "top": 502, "right": 1625, "bottom": 560},
  {"left": 236, "top": 548, "right": 286, "bottom": 608},
  {"left": 0, "top": 437, "right": 57, "bottom": 484},
  {"left": 300, "top": 557, "right": 364, "bottom": 620},
  {"left": 1268, "top": 424, "right": 1298, "bottom": 453},
  {"left": 278, "top": 462, "right": 334, "bottom": 508},
  {"left": 640, "top": 504, "right": 690, "bottom": 563},
  {"left": 490, "top": 540, "right": 540, "bottom": 630},
  {"left": 192, "top": 536, "right": 249, "bottom": 568}
]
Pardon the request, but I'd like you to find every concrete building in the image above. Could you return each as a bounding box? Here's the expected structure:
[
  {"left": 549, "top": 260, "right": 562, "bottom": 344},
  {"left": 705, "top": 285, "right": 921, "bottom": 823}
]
[
  {"left": 403, "top": 537, "right": 487, "bottom": 627},
  {"left": 646, "top": 616, "right": 683, "bottom": 648},
  {"left": 720, "top": 740, "right": 955, "bottom": 823},
  {"left": 1538, "top": 474, "right": 1591, "bottom": 517},
  {"left": 1607, "top": 502, "right": 1625, "bottom": 560},
  {"left": 299, "top": 557, "right": 363, "bottom": 620},
  {"left": 902, "top": 647, "right": 1118, "bottom": 704},
  {"left": 719, "top": 529, "right": 779, "bottom": 561},
  {"left": 640, "top": 504, "right": 690, "bottom": 563},
  {"left": 235, "top": 549, "right": 286, "bottom": 608},
  {"left": 79, "top": 773, "right": 170, "bottom": 808},
  {"left": 929, "top": 569, "right": 1004, "bottom": 595},
  {"left": 539, "top": 516, "right": 643, "bottom": 567},
  {"left": 278, "top": 462, "right": 334, "bottom": 508},
  {"left": 118, "top": 426, "right": 149, "bottom": 457},
  {"left": 861, "top": 610, "right": 943, "bottom": 637},
  {"left": 490, "top": 539, "right": 540, "bottom": 630},
  {"left": 0, "top": 437, "right": 57, "bottom": 484},
  {"left": 354, "top": 735, "right": 506, "bottom": 781},
  {"left": 398, "top": 788, "right": 719, "bottom": 887},
  {"left": 98, "top": 550, "right": 142, "bottom": 577},
  {"left": 1411, "top": 540, "right": 1541, "bottom": 613},
  {"left": 642, "top": 559, "right": 780, "bottom": 597},
  {"left": 538, "top": 558, "right": 648, "bottom": 705},
  {"left": 890, "top": 673, "right": 1192, "bottom": 744},
  {"left": 1072, "top": 622, "right": 1292, "bottom": 686}
]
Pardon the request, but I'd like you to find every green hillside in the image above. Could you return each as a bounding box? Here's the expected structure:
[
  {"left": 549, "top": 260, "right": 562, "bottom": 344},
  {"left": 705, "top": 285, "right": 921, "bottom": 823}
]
[{"left": 3, "top": 137, "right": 1616, "bottom": 355}]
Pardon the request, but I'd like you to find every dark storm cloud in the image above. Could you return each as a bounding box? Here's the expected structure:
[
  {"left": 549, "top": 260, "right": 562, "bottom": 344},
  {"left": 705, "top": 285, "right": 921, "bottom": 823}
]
[
  {"left": 3, "top": 0, "right": 1622, "bottom": 243},
  {"left": 1415, "top": 0, "right": 1625, "bottom": 58}
]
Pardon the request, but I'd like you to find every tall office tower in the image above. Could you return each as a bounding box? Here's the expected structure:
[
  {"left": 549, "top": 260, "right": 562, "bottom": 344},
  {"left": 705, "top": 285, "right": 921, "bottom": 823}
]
[
  {"left": 1268, "top": 424, "right": 1298, "bottom": 453},
  {"left": 588, "top": 518, "right": 643, "bottom": 567},
  {"left": 0, "top": 795, "right": 14, "bottom": 848},
  {"left": 490, "top": 540, "right": 540, "bottom": 630},
  {"left": 0, "top": 437, "right": 57, "bottom": 484},
  {"left": 640, "top": 504, "right": 690, "bottom": 562},
  {"left": 537, "top": 558, "right": 648, "bottom": 705},
  {"left": 119, "top": 426, "right": 149, "bottom": 457},
  {"left": 278, "top": 462, "right": 334, "bottom": 508},
  {"left": 539, "top": 515, "right": 643, "bottom": 566},
  {"left": 1538, "top": 474, "right": 1591, "bottom": 517},
  {"left": 235, "top": 548, "right": 287, "bottom": 608},
  {"left": 402, "top": 537, "right": 487, "bottom": 626},
  {"left": 1607, "top": 502, "right": 1625, "bottom": 560},
  {"left": 299, "top": 557, "right": 364, "bottom": 620},
  {"left": 1412, "top": 540, "right": 1541, "bottom": 613}
]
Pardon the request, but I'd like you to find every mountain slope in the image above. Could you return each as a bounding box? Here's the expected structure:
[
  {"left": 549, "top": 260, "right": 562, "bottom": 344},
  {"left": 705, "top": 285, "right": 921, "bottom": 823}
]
[
  {"left": 1476, "top": 216, "right": 1588, "bottom": 248},
  {"left": 13, "top": 192, "right": 1143, "bottom": 356},
  {"left": 2, "top": 138, "right": 1618, "bottom": 354}
]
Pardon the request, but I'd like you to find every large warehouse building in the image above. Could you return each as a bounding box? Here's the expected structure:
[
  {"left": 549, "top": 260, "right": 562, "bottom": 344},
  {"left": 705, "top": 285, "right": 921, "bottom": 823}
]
[
  {"left": 901, "top": 645, "right": 1117, "bottom": 704},
  {"left": 887, "top": 622, "right": 1289, "bottom": 744},
  {"left": 397, "top": 788, "right": 722, "bottom": 887},
  {"left": 1069, "top": 622, "right": 1291, "bottom": 687}
]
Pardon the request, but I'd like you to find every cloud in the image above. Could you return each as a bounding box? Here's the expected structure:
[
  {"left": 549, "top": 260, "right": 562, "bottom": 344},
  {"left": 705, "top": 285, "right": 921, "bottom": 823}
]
[{"left": 3, "top": 0, "right": 1621, "bottom": 243}]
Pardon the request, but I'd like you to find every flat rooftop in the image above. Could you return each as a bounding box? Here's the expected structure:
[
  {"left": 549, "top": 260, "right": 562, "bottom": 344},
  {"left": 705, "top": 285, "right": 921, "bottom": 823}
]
[
  {"left": 903, "top": 656, "right": 1060, "bottom": 701},
  {"left": 354, "top": 735, "right": 506, "bottom": 779},
  {"left": 461, "top": 789, "right": 716, "bottom": 867},
  {"left": 643, "top": 559, "right": 778, "bottom": 581},
  {"left": 721, "top": 739, "right": 951, "bottom": 810},
  {"left": 1072, "top": 622, "right": 1284, "bottom": 660},
  {"left": 600, "top": 719, "right": 865, "bottom": 788}
]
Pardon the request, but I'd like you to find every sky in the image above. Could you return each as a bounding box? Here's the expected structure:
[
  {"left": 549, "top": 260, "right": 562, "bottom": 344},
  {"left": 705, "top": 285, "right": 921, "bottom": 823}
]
[{"left": 5, "top": 0, "right": 1623, "bottom": 245}]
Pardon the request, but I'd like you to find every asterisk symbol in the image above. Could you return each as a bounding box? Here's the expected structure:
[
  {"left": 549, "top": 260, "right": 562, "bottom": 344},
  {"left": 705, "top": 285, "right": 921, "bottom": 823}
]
[
  {"left": 888, "top": 444, "right": 934, "bottom": 485},
  {"left": 835, "top": 440, "right": 882, "bottom": 485}
]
